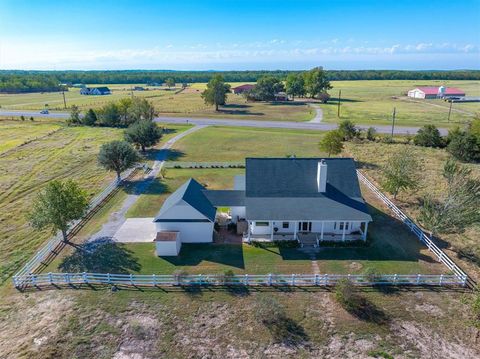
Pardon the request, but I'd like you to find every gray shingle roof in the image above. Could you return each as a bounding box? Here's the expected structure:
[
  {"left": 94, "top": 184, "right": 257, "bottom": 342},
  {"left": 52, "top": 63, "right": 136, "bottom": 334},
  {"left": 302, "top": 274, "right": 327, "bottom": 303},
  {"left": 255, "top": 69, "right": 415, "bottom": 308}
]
[
  {"left": 244, "top": 158, "right": 371, "bottom": 221},
  {"left": 154, "top": 178, "right": 216, "bottom": 222},
  {"left": 203, "top": 190, "right": 245, "bottom": 207}
]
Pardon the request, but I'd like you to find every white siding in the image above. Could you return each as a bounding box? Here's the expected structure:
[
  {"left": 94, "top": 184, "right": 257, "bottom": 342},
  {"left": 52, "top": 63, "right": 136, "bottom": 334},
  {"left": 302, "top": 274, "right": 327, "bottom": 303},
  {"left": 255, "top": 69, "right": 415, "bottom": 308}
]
[
  {"left": 155, "top": 238, "right": 181, "bottom": 256},
  {"left": 155, "top": 222, "right": 214, "bottom": 243},
  {"left": 157, "top": 201, "right": 208, "bottom": 220},
  {"left": 250, "top": 221, "right": 272, "bottom": 235}
]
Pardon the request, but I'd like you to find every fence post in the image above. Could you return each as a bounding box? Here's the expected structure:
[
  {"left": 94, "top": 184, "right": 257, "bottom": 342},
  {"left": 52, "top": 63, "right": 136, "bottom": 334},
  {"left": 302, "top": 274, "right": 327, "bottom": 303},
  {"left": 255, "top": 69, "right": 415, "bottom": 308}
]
[
  {"left": 314, "top": 274, "right": 319, "bottom": 286},
  {"left": 325, "top": 274, "right": 329, "bottom": 286},
  {"left": 244, "top": 274, "right": 249, "bottom": 286},
  {"left": 82, "top": 272, "right": 87, "bottom": 284},
  {"left": 393, "top": 274, "right": 398, "bottom": 285},
  {"left": 130, "top": 273, "right": 134, "bottom": 285},
  {"left": 462, "top": 275, "right": 467, "bottom": 287},
  {"left": 31, "top": 275, "right": 36, "bottom": 287},
  {"left": 198, "top": 274, "right": 203, "bottom": 285},
  {"left": 416, "top": 274, "right": 421, "bottom": 285},
  {"left": 291, "top": 274, "right": 296, "bottom": 286},
  {"left": 439, "top": 274, "right": 444, "bottom": 286},
  {"left": 152, "top": 274, "right": 156, "bottom": 286},
  {"left": 64, "top": 273, "right": 69, "bottom": 284},
  {"left": 107, "top": 273, "right": 111, "bottom": 285},
  {"left": 48, "top": 272, "right": 53, "bottom": 285},
  {"left": 268, "top": 273, "right": 272, "bottom": 286}
]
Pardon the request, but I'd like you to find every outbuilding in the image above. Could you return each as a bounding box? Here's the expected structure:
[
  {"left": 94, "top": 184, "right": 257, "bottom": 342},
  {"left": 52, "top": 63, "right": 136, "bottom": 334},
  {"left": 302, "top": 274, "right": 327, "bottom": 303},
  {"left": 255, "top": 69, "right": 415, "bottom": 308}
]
[
  {"left": 407, "top": 86, "right": 465, "bottom": 99},
  {"left": 154, "top": 231, "right": 181, "bottom": 256}
]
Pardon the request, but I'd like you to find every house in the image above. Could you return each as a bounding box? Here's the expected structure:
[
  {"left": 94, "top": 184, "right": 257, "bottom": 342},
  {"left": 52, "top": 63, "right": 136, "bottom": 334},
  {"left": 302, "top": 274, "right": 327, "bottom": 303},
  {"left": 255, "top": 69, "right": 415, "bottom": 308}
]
[
  {"left": 153, "top": 157, "right": 372, "bottom": 255},
  {"left": 274, "top": 92, "right": 289, "bottom": 101},
  {"left": 133, "top": 86, "right": 145, "bottom": 91},
  {"left": 407, "top": 86, "right": 465, "bottom": 99},
  {"left": 80, "top": 87, "right": 111, "bottom": 95},
  {"left": 232, "top": 84, "right": 255, "bottom": 94}
]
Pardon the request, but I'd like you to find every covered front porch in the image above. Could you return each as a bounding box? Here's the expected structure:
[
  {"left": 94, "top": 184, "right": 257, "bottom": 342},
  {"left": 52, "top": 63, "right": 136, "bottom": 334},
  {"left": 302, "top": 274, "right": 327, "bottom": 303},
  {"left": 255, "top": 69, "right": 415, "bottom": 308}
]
[{"left": 243, "top": 220, "right": 369, "bottom": 244}]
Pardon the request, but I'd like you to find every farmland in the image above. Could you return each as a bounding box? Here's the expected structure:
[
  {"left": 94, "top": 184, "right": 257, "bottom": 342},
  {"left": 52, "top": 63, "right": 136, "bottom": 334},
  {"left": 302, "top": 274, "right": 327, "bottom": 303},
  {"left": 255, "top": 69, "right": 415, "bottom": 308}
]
[{"left": 321, "top": 79, "right": 480, "bottom": 127}]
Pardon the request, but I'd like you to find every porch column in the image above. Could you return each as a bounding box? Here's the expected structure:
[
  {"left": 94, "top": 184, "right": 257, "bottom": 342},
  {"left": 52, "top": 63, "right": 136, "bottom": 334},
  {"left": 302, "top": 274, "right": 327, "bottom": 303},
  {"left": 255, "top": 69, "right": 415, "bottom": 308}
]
[
  {"left": 270, "top": 221, "right": 274, "bottom": 240},
  {"left": 293, "top": 221, "right": 297, "bottom": 240},
  {"left": 363, "top": 222, "right": 368, "bottom": 241},
  {"left": 320, "top": 221, "right": 324, "bottom": 240},
  {"left": 342, "top": 221, "right": 346, "bottom": 241}
]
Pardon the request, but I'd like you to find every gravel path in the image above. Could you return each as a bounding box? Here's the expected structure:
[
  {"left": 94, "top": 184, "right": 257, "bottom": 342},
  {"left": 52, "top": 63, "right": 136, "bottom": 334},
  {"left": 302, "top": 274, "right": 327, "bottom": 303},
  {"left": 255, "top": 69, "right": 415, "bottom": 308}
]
[
  {"left": 87, "top": 125, "right": 206, "bottom": 242},
  {"left": 307, "top": 104, "right": 323, "bottom": 123}
]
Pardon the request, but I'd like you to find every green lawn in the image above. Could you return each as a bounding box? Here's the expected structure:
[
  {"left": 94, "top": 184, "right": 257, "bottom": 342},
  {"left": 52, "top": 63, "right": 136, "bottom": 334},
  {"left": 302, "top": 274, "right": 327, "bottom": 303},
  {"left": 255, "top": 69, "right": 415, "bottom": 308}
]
[
  {"left": 321, "top": 79, "right": 480, "bottom": 127},
  {"left": 171, "top": 126, "right": 327, "bottom": 161}
]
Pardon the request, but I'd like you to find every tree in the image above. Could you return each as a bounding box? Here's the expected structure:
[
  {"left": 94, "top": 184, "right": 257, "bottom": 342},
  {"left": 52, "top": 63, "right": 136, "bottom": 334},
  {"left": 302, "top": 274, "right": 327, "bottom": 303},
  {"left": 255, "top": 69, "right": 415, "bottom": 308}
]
[
  {"left": 124, "top": 120, "right": 162, "bottom": 152},
  {"left": 414, "top": 125, "right": 443, "bottom": 148},
  {"left": 285, "top": 73, "right": 305, "bottom": 100},
  {"left": 67, "top": 105, "right": 81, "bottom": 125},
  {"left": 418, "top": 158, "right": 480, "bottom": 236},
  {"left": 82, "top": 108, "right": 97, "bottom": 126},
  {"left": 98, "top": 102, "right": 121, "bottom": 127},
  {"left": 317, "top": 92, "right": 330, "bottom": 103},
  {"left": 127, "top": 97, "right": 156, "bottom": 124},
  {"left": 165, "top": 78, "right": 175, "bottom": 89},
  {"left": 469, "top": 114, "right": 480, "bottom": 140},
  {"left": 447, "top": 128, "right": 480, "bottom": 162},
  {"left": 28, "top": 180, "right": 89, "bottom": 242},
  {"left": 304, "top": 67, "right": 332, "bottom": 98},
  {"left": 98, "top": 141, "right": 139, "bottom": 180},
  {"left": 201, "top": 74, "right": 231, "bottom": 111},
  {"left": 381, "top": 147, "right": 420, "bottom": 199},
  {"left": 338, "top": 120, "right": 358, "bottom": 141},
  {"left": 319, "top": 130, "right": 344, "bottom": 157},
  {"left": 252, "top": 76, "right": 285, "bottom": 101}
]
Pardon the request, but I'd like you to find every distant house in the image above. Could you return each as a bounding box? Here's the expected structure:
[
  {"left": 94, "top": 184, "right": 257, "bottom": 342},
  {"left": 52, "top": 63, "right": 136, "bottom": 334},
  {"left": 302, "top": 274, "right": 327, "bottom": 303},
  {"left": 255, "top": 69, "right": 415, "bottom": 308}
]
[
  {"left": 274, "top": 92, "right": 289, "bottom": 101},
  {"left": 72, "top": 83, "right": 86, "bottom": 88},
  {"left": 232, "top": 84, "right": 255, "bottom": 94},
  {"left": 133, "top": 86, "right": 145, "bottom": 91},
  {"left": 80, "top": 87, "right": 111, "bottom": 96},
  {"left": 407, "top": 86, "right": 465, "bottom": 99}
]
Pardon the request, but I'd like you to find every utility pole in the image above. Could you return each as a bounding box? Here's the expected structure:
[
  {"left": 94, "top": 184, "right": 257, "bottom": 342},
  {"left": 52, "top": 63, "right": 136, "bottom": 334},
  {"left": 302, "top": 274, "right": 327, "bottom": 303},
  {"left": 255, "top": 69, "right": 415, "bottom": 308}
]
[
  {"left": 62, "top": 90, "right": 67, "bottom": 109},
  {"left": 447, "top": 100, "right": 453, "bottom": 122},
  {"left": 390, "top": 107, "right": 396, "bottom": 142},
  {"left": 337, "top": 90, "right": 341, "bottom": 118}
]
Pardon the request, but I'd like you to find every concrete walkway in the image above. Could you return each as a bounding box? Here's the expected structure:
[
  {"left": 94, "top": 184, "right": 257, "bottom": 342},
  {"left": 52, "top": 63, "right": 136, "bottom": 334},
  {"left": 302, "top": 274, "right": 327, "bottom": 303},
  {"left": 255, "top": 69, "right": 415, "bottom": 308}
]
[
  {"left": 307, "top": 103, "right": 323, "bottom": 123},
  {"left": 87, "top": 125, "right": 205, "bottom": 242}
]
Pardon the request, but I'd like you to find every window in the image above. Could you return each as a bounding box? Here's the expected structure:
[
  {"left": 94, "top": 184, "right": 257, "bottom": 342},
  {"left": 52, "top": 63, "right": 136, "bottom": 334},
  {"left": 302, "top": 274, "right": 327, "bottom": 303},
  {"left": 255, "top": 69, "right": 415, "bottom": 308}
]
[
  {"left": 339, "top": 222, "right": 349, "bottom": 231},
  {"left": 339, "top": 222, "right": 344, "bottom": 230},
  {"left": 255, "top": 221, "right": 269, "bottom": 227},
  {"left": 282, "top": 222, "right": 289, "bottom": 229}
]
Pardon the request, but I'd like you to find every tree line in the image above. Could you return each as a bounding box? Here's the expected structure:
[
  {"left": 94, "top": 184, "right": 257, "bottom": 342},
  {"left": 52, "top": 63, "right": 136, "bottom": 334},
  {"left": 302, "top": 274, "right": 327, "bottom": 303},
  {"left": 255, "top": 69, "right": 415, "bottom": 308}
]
[{"left": 1, "top": 69, "right": 479, "bottom": 93}]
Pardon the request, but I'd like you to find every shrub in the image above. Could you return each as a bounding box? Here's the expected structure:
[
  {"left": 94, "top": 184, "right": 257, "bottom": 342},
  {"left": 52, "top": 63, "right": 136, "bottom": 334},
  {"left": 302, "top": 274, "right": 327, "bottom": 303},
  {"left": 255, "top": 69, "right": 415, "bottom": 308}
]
[
  {"left": 414, "top": 125, "right": 443, "bottom": 147},
  {"left": 250, "top": 240, "right": 299, "bottom": 248},
  {"left": 447, "top": 129, "right": 480, "bottom": 162},
  {"left": 317, "top": 92, "right": 330, "bottom": 103},
  {"left": 366, "top": 127, "right": 377, "bottom": 141},
  {"left": 338, "top": 120, "right": 358, "bottom": 141}
]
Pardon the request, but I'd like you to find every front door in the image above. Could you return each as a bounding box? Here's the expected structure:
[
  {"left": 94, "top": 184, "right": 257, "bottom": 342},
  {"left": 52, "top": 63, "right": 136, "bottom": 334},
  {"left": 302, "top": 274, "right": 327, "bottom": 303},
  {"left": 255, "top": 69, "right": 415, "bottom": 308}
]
[{"left": 299, "top": 222, "right": 312, "bottom": 232}]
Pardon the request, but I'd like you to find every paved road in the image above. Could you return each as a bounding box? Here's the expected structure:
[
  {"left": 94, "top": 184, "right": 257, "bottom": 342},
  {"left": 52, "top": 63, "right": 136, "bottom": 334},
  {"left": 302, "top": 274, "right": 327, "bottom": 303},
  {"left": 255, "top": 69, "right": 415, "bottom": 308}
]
[{"left": 0, "top": 109, "right": 449, "bottom": 135}]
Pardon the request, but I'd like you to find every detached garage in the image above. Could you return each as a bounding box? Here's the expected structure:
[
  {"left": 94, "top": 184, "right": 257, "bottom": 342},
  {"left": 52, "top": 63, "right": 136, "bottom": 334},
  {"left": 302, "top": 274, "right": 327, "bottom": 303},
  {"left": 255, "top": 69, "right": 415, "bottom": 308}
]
[
  {"left": 154, "top": 231, "right": 181, "bottom": 256},
  {"left": 154, "top": 179, "right": 216, "bottom": 244}
]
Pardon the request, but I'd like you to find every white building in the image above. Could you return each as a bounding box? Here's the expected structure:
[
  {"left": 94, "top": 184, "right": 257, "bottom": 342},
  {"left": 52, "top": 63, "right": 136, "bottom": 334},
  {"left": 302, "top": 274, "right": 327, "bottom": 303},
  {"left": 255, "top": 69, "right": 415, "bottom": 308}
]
[
  {"left": 407, "top": 86, "right": 465, "bottom": 99},
  {"left": 153, "top": 158, "right": 372, "bottom": 255}
]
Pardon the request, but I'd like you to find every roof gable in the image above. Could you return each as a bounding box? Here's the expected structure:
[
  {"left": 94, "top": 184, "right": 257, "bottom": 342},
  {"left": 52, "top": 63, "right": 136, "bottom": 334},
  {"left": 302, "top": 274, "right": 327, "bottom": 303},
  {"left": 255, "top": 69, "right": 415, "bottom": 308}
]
[{"left": 154, "top": 178, "right": 216, "bottom": 222}]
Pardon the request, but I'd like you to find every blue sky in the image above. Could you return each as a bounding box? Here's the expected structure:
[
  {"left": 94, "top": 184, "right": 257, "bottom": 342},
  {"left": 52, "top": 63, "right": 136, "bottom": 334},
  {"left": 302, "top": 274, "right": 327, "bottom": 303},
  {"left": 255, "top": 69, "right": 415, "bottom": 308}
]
[{"left": 1, "top": 0, "right": 479, "bottom": 70}]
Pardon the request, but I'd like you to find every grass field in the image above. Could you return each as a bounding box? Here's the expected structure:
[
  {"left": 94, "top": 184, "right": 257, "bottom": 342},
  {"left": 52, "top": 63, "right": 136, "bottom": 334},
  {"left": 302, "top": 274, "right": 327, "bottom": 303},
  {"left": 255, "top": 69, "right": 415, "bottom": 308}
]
[
  {"left": 170, "top": 126, "right": 327, "bottom": 161},
  {"left": 345, "top": 140, "right": 480, "bottom": 279},
  {"left": 0, "top": 118, "right": 190, "bottom": 283},
  {"left": 321, "top": 80, "right": 480, "bottom": 127}
]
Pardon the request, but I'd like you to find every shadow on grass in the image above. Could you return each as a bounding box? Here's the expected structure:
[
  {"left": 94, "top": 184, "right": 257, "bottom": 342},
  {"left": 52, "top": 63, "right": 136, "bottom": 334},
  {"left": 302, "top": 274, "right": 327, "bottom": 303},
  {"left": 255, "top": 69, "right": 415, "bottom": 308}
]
[
  {"left": 278, "top": 203, "right": 437, "bottom": 265},
  {"left": 356, "top": 161, "right": 381, "bottom": 170},
  {"left": 142, "top": 148, "right": 185, "bottom": 162},
  {"left": 161, "top": 243, "right": 245, "bottom": 269},
  {"left": 342, "top": 295, "right": 390, "bottom": 324},
  {"left": 217, "top": 109, "right": 264, "bottom": 116},
  {"left": 59, "top": 238, "right": 141, "bottom": 274}
]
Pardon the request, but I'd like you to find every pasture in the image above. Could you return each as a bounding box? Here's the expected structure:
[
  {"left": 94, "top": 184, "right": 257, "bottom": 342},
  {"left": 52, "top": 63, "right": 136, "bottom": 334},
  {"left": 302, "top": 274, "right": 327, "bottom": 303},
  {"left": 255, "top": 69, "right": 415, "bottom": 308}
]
[
  {"left": 321, "top": 80, "right": 480, "bottom": 127},
  {"left": 0, "top": 118, "right": 189, "bottom": 283}
]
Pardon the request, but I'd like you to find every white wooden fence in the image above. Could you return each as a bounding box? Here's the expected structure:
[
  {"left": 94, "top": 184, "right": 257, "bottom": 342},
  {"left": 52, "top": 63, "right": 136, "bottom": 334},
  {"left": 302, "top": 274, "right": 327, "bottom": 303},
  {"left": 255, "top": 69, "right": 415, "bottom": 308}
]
[
  {"left": 13, "top": 272, "right": 464, "bottom": 289},
  {"left": 13, "top": 167, "right": 138, "bottom": 282},
  {"left": 356, "top": 170, "right": 471, "bottom": 286}
]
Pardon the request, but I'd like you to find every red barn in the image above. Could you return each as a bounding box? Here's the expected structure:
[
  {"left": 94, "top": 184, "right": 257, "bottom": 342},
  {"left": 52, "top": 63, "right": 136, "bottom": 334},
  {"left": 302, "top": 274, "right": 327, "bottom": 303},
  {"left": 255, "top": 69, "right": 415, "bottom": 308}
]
[{"left": 232, "top": 84, "right": 255, "bottom": 94}]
